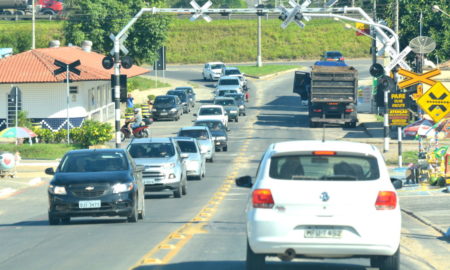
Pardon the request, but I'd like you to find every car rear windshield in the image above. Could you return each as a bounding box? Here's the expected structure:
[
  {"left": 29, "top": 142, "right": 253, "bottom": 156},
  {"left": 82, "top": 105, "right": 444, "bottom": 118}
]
[
  {"left": 326, "top": 52, "right": 342, "bottom": 58},
  {"left": 128, "top": 143, "right": 175, "bottom": 158},
  {"left": 177, "top": 141, "right": 198, "bottom": 153},
  {"left": 269, "top": 154, "right": 380, "bottom": 181},
  {"left": 178, "top": 130, "right": 209, "bottom": 140},
  {"left": 195, "top": 121, "right": 225, "bottom": 131},
  {"left": 219, "top": 79, "right": 239, "bottom": 86},
  {"left": 226, "top": 70, "right": 241, "bottom": 75},
  {"left": 168, "top": 91, "right": 187, "bottom": 102},
  {"left": 211, "top": 64, "right": 224, "bottom": 69},
  {"left": 215, "top": 99, "right": 235, "bottom": 106},
  {"left": 59, "top": 152, "right": 128, "bottom": 172},
  {"left": 154, "top": 96, "right": 175, "bottom": 106},
  {"left": 199, "top": 108, "right": 222, "bottom": 115}
]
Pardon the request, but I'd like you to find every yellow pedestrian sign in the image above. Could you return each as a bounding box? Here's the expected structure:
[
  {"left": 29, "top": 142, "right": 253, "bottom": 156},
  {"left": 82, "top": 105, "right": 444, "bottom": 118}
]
[{"left": 417, "top": 82, "right": 450, "bottom": 123}]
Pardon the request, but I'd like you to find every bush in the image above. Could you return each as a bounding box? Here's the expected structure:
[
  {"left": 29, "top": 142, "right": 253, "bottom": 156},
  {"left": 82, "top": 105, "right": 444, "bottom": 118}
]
[
  {"left": 70, "top": 120, "right": 113, "bottom": 147},
  {"left": 34, "top": 128, "right": 55, "bottom": 143},
  {"left": 147, "top": 94, "right": 156, "bottom": 101}
]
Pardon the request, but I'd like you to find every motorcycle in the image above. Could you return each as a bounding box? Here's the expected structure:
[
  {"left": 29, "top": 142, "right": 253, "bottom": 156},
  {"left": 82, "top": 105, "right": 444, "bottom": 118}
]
[{"left": 120, "top": 118, "right": 152, "bottom": 140}]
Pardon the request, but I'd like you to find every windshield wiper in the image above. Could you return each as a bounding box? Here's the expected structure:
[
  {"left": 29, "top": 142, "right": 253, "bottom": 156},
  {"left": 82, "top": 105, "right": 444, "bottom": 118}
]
[
  {"left": 320, "top": 175, "right": 357, "bottom": 180},
  {"left": 291, "top": 175, "right": 318, "bottom": 180}
]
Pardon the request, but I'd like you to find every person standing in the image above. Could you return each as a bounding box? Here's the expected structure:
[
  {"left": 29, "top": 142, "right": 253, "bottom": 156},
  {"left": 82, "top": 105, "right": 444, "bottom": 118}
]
[{"left": 127, "top": 93, "right": 134, "bottom": 108}]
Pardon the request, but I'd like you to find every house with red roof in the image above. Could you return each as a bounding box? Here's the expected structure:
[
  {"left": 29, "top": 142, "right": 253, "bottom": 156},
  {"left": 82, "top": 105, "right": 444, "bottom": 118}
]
[{"left": 0, "top": 43, "right": 148, "bottom": 131}]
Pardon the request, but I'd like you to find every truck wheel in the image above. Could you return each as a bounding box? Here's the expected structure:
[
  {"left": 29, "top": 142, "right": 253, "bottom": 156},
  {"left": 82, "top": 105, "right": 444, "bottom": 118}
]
[{"left": 42, "top": 9, "right": 56, "bottom": 16}]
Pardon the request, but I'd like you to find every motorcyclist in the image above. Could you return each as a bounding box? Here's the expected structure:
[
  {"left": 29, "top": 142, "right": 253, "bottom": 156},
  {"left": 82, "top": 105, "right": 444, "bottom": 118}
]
[{"left": 128, "top": 108, "right": 143, "bottom": 134}]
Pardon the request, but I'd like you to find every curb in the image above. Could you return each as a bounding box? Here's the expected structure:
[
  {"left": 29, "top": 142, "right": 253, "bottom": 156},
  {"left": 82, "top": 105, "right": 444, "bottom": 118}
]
[
  {"left": 401, "top": 208, "right": 447, "bottom": 237},
  {"left": 245, "top": 68, "right": 304, "bottom": 80}
]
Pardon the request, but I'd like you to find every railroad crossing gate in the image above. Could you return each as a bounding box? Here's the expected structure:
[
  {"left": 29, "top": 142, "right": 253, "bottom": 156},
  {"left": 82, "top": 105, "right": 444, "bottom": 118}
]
[
  {"left": 417, "top": 82, "right": 450, "bottom": 123},
  {"left": 397, "top": 68, "right": 441, "bottom": 89}
]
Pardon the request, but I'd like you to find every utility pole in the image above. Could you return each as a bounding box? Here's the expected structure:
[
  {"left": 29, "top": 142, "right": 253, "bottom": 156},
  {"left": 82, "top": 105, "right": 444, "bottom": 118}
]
[
  {"left": 32, "top": 0, "right": 35, "bottom": 49},
  {"left": 256, "top": 0, "right": 262, "bottom": 67},
  {"left": 372, "top": 0, "right": 377, "bottom": 113},
  {"left": 395, "top": 0, "right": 399, "bottom": 34}
]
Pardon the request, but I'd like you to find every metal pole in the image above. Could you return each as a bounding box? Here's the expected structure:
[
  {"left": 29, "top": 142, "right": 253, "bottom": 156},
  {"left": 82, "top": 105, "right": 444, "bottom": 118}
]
[
  {"left": 15, "top": 86, "right": 18, "bottom": 145},
  {"left": 114, "top": 39, "right": 121, "bottom": 148},
  {"left": 162, "top": 46, "right": 165, "bottom": 84},
  {"left": 395, "top": 0, "right": 399, "bottom": 34},
  {"left": 398, "top": 126, "right": 402, "bottom": 167},
  {"left": 371, "top": 1, "right": 377, "bottom": 113},
  {"left": 32, "top": 0, "right": 35, "bottom": 49},
  {"left": 256, "top": 0, "right": 262, "bottom": 67},
  {"left": 66, "top": 65, "right": 70, "bottom": 144},
  {"left": 384, "top": 88, "right": 390, "bottom": 152},
  {"left": 155, "top": 61, "right": 158, "bottom": 88}
]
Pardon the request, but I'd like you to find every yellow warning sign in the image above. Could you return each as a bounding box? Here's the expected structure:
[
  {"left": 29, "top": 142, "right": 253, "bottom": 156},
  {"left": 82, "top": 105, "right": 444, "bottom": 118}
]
[{"left": 417, "top": 82, "right": 450, "bottom": 123}]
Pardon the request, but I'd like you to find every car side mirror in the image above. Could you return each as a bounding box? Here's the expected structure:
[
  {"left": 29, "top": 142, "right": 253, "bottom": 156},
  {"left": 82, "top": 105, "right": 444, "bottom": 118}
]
[
  {"left": 235, "top": 175, "right": 253, "bottom": 188},
  {"left": 391, "top": 177, "right": 403, "bottom": 189},
  {"left": 193, "top": 113, "right": 197, "bottom": 116},
  {"left": 45, "top": 167, "right": 55, "bottom": 175},
  {"left": 135, "top": 165, "right": 145, "bottom": 172},
  {"left": 180, "top": 153, "right": 189, "bottom": 159}
]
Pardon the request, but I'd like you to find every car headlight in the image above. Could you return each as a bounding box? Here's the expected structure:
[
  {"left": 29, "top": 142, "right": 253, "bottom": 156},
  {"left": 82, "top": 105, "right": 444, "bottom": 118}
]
[
  {"left": 230, "top": 110, "right": 237, "bottom": 113},
  {"left": 112, "top": 183, "right": 134, "bottom": 193},
  {"left": 216, "top": 136, "right": 227, "bottom": 140},
  {"left": 239, "top": 105, "right": 244, "bottom": 109},
  {"left": 49, "top": 185, "right": 67, "bottom": 195},
  {"left": 163, "top": 163, "right": 175, "bottom": 169},
  {"left": 168, "top": 173, "right": 176, "bottom": 179},
  {"left": 170, "top": 108, "right": 177, "bottom": 112}
]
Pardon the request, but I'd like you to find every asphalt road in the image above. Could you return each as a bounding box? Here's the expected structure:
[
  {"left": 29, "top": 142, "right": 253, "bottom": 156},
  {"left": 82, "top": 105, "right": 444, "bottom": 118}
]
[{"left": 1, "top": 64, "right": 449, "bottom": 270}]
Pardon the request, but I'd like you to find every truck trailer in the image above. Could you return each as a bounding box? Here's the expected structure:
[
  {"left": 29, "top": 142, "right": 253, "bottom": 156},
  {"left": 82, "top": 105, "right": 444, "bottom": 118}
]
[
  {"left": 0, "top": 0, "right": 62, "bottom": 16},
  {"left": 293, "top": 61, "right": 358, "bottom": 128}
]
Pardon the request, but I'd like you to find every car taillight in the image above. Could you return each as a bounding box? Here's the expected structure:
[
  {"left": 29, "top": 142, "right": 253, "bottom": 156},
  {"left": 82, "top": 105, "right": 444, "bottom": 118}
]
[
  {"left": 252, "top": 189, "right": 274, "bottom": 208},
  {"left": 345, "top": 108, "right": 353, "bottom": 112},
  {"left": 313, "top": 109, "right": 322, "bottom": 112},
  {"left": 313, "top": 151, "right": 336, "bottom": 156},
  {"left": 375, "top": 191, "right": 397, "bottom": 210}
]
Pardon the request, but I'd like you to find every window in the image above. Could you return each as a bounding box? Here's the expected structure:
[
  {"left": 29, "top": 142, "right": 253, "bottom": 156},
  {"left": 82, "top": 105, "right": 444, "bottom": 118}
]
[
  {"left": 269, "top": 154, "right": 379, "bottom": 181},
  {"left": 69, "top": 86, "right": 78, "bottom": 94}
]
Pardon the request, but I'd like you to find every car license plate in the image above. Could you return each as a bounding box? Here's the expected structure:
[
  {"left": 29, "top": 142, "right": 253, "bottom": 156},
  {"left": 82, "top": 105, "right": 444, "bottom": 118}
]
[
  {"left": 144, "top": 178, "right": 155, "bottom": 185},
  {"left": 304, "top": 227, "right": 342, "bottom": 238},
  {"left": 79, "top": 200, "right": 101, "bottom": 209},
  {"left": 160, "top": 112, "right": 168, "bottom": 115}
]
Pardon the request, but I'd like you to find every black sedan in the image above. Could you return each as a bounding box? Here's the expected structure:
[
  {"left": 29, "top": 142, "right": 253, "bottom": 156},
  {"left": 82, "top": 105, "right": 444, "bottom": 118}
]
[
  {"left": 194, "top": 119, "right": 229, "bottom": 152},
  {"left": 46, "top": 149, "right": 145, "bottom": 225}
]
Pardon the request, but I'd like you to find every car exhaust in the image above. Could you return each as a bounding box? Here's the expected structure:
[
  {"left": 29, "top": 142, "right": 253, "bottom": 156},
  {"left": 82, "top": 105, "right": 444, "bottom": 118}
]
[{"left": 278, "top": 248, "right": 296, "bottom": 262}]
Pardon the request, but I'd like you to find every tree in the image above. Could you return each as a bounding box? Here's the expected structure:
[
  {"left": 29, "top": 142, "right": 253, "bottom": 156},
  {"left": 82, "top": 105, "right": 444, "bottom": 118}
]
[
  {"left": 64, "top": 0, "right": 171, "bottom": 65},
  {"left": 379, "top": 0, "right": 449, "bottom": 63}
]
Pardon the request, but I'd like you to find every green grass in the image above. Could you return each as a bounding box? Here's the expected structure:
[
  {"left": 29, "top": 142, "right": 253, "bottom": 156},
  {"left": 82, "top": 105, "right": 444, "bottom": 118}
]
[
  {"left": 386, "top": 151, "right": 418, "bottom": 165},
  {"left": 0, "top": 143, "right": 80, "bottom": 160},
  {"left": 128, "top": 76, "right": 170, "bottom": 91},
  {"left": 0, "top": 19, "right": 370, "bottom": 64},
  {"left": 239, "top": 65, "right": 299, "bottom": 77}
]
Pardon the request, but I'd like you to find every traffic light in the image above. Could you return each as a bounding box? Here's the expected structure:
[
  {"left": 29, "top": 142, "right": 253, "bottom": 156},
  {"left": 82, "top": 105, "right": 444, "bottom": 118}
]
[
  {"left": 111, "top": 74, "right": 128, "bottom": 102},
  {"left": 375, "top": 75, "right": 396, "bottom": 107}
]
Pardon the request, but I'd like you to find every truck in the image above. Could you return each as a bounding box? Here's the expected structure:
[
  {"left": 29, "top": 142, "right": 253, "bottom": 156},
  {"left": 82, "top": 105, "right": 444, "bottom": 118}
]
[
  {"left": 293, "top": 61, "right": 358, "bottom": 128},
  {"left": 0, "top": 0, "right": 63, "bottom": 16}
]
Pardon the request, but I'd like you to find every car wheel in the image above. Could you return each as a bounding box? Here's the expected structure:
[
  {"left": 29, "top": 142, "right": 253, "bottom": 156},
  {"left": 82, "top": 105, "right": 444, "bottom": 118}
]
[
  {"left": 223, "top": 146, "right": 228, "bottom": 152},
  {"left": 138, "top": 198, "right": 145, "bottom": 220},
  {"left": 203, "top": 74, "right": 207, "bottom": 81},
  {"left": 208, "top": 156, "right": 214, "bottom": 163},
  {"left": 210, "top": 75, "right": 213, "bottom": 81},
  {"left": 173, "top": 184, "right": 182, "bottom": 198},
  {"left": 48, "top": 213, "right": 60, "bottom": 225},
  {"left": 235, "top": 117, "right": 239, "bottom": 122},
  {"left": 60, "top": 217, "right": 71, "bottom": 224},
  {"left": 127, "top": 202, "right": 138, "bottom": 223},
  {"left": 246, "top": 241, "right": 265, "bottom": 270},
  {"left": 244, "top": 112, "right": 247, "bottom": 116},
  {"left": 371, "top": 247, "right": 400, "bottom": 270}
]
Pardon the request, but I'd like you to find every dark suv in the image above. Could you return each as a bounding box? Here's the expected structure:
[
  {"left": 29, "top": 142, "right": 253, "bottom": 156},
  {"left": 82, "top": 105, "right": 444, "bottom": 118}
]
[
  {"left": 152, "top": 95, "right": 183, "bottom": 121},
  {"left": 167, "top": 90, "right": 190, "bottom": 113},
  {"left": 46, "top": 149, "right": 145, "bottom": 225},
  {"left": 175, "top": 86, "right": 196, "bottom": 108}
]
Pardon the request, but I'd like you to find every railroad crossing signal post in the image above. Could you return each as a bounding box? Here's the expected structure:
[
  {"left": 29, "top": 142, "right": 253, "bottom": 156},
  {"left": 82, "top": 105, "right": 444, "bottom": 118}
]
[{"left": 53, "top": 59, "right": 81, "bottom": 144}]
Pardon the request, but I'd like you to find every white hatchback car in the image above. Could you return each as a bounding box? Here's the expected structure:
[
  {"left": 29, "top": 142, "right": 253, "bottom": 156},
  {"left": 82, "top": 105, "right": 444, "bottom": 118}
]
[
  {"left": 194, "top": 105, "right": 228, "bottom": 127},
  {"left": 202, "top": 62, "right": 225, "bottom": 81},
  {"left": 236, "top": 140, "right": 402, "bottom": 270}
]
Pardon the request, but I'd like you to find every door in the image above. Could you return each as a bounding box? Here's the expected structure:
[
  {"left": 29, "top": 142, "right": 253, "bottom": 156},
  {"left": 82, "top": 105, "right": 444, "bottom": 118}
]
[{"left": 293, "top": 71, "right": 311, "bottom": 101}]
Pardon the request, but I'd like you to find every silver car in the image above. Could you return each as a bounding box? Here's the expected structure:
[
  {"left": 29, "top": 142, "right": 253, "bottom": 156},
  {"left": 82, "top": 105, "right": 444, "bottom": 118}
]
[
  {"left": 177, "top": 126, "right": 215, "bottom": 163},
  {"left": 174, "top": 137, "right": 206, "bottom": 180},
  {"left": 126, "top": 137, "right": 188, "bottom": 198}
]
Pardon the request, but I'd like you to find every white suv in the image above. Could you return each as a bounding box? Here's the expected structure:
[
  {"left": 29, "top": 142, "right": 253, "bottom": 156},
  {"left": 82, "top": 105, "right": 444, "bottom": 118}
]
[
  {"left": 194, "top": 105, "right": 228, "bottom": 127},
  {"left": 236, "top": 140, "right": 402, "bottom": 270},
  {"left": 202, "top": 62, "right": 225, "bottom": 81}
]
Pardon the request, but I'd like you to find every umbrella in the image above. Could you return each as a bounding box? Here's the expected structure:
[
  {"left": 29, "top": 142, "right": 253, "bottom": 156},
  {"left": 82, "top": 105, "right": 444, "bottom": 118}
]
[
  {"left": 403, "top": 119, "right": 434, "bottom": 137},
  {"left": 0, "top": 127, "right": 37, "bottom": 145}
]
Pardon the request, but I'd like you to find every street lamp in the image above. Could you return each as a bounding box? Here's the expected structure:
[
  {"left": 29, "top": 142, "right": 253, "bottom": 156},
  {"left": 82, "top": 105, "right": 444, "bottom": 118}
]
[{"left": 432, "top": 5, "right": 450, "bottom": 17}]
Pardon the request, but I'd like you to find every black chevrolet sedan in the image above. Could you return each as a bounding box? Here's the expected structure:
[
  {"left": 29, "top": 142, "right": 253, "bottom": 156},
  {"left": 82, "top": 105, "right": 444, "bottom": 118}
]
[{"left": 46, "top": 149, "right": 145, "bottom": 225}]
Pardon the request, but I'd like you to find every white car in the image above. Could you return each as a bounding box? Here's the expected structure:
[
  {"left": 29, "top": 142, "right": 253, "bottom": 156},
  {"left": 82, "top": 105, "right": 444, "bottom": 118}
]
[
  {"left": 215, "top": 76, "right": 243, "bottom": 95},
  {"left": 174, "top": 137, "right": 206, "bottom": 180},
  {"left": 177, "top": 126, "right": 215, "bottom": 163},
  {"left": 194, "top": 105, "right": 228, "bottom": 127},
  {"left": 202, "top": 62, "right": 225, "bottom": 81},
  {"left": 236, "top": 140, "right": 402, "bottom": 270},
  {"left": 221, "top": 66, "right": 248, "bottom": 89}
]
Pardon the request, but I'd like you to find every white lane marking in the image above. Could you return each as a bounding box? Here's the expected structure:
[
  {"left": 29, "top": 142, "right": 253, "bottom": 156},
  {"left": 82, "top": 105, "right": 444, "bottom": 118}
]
[
  {"left": 28, "top": 177, "right": 43, "bottom": 186},
  {"left": 0, "top": 188, "right": 16, "bottom": 198}
]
